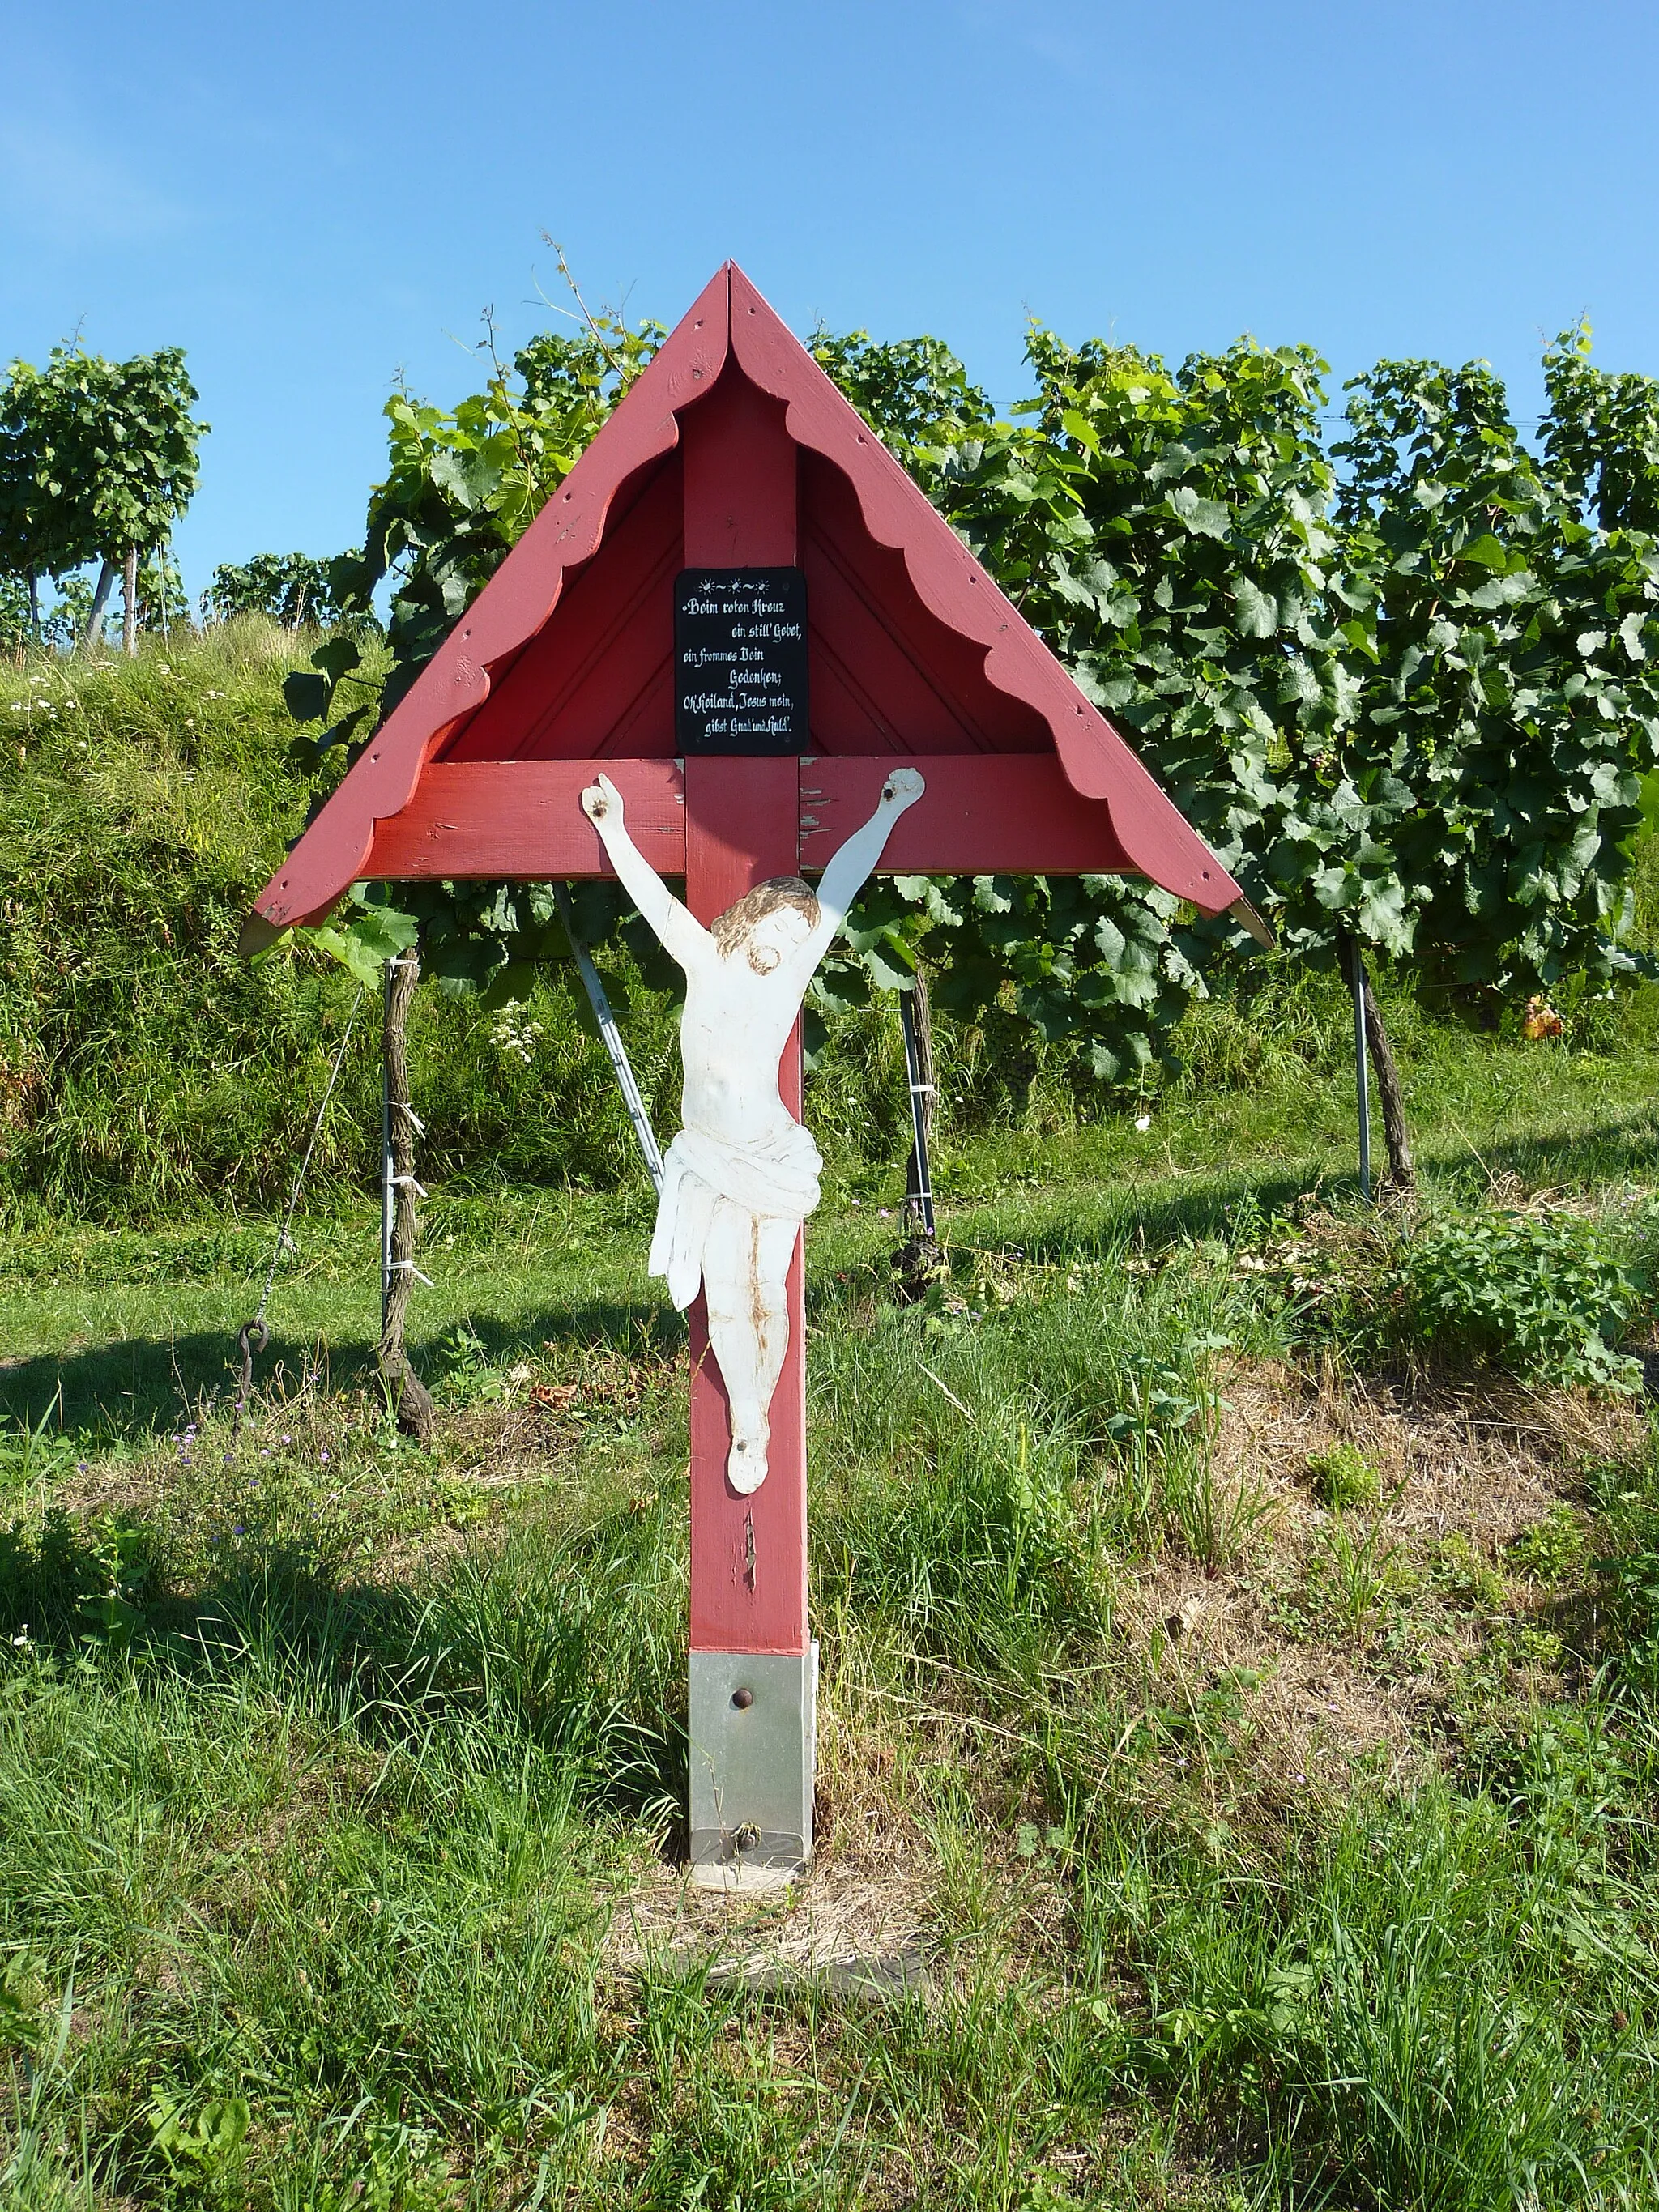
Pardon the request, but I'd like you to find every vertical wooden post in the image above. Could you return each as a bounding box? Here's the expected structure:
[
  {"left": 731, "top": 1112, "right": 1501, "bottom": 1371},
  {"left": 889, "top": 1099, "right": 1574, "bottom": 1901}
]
[
  {"left": 680, "top": 352, "right": 815, "bottom": 1881},
  {"left": 1346, "top": 934, "right": 1372, "bottom": 1204},
  {"left": 901, "top": 977, "right": 936, "bottom": 1240},
  {"left": 81, "top": 558, "right": 116, "bottom": 650},
  {"left": 684, "top": 755, "right": 808, "bottom": 1659}
]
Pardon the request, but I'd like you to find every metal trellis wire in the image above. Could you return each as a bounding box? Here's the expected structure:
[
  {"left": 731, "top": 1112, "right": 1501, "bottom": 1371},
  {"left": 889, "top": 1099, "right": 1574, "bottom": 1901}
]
[{"left": 230, "top": 983, "right": 367, "bottom": 1443}]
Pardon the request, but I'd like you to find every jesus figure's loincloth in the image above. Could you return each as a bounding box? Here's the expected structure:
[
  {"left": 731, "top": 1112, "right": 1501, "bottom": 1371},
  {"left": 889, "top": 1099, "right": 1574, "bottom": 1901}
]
[{"left": 648, "top": 1121, "right": 823, "bottom": 1311}]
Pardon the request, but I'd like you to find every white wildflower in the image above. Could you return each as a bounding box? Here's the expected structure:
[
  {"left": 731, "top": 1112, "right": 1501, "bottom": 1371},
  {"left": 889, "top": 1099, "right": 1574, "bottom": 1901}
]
[{"left": 489, "top": 1003, "right": 544, "bottom": 1066}]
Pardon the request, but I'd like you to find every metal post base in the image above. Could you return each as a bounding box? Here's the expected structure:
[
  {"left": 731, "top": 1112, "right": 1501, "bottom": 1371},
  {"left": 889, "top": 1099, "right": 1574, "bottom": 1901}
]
[{"left": 689, "top": 1644, "right": 817, "bottom": 1890}]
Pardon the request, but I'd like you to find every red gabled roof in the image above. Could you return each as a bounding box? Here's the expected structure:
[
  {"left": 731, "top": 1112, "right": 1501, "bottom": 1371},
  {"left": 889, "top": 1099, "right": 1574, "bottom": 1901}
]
[{"left": 249, "top": 262, "right": 1245, "bottom": 936}]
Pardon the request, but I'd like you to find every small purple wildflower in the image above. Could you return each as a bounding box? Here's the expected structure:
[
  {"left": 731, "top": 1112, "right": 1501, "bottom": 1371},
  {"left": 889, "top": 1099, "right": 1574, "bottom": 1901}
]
[
  {"left": 319, "top": 1448, "right": 331, "bottom": 1464},
  {"left": 280, "top": 1434, "right": 291, "bottom": 1445}
]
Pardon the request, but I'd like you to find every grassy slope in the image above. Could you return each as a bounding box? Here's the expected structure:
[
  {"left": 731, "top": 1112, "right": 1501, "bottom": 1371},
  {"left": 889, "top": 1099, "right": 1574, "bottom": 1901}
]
[
  {"left": 2, "top": 635, "right": 1659, "bottom": 2206},
  {"left": 0, "top": 629, "right": 705, "bottom": 1221}
]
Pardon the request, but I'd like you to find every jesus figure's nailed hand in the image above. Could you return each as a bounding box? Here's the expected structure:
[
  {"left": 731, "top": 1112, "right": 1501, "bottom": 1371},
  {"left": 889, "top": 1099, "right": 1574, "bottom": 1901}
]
[
  {"left": 582, "top": 773, "right": 622, "bottom": 824},
  {"left": 881, "top": 766, "right": 925, "bottom": 810}
]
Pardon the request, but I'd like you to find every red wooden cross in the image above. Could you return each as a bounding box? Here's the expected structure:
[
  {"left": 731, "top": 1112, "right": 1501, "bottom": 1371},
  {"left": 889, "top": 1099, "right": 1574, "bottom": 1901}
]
[{"left": 246, "top": 264, "right": 1247, "bottom": 1882}]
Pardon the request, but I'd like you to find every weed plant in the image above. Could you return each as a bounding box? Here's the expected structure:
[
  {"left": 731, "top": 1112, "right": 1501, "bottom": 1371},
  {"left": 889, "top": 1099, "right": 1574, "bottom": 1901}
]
[
  {"left": 1243, "top": 1195, "right": 1658, "bottom": 1399},
  {"left": 1401, "top": 1206, "right": 1645, "bottom": 1391},
  {"left": 1307, "top": 1438, "right": 1380, "bottom": 1510}
]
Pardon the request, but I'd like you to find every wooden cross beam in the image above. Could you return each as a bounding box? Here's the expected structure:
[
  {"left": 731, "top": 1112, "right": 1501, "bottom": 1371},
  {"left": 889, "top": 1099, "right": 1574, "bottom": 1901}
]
[{"left": 363, "top": 755, "right": 1137, "bottom": 881}]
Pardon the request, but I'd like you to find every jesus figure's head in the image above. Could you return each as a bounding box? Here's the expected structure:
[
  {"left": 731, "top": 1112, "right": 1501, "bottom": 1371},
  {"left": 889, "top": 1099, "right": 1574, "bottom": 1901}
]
[{"left": 710, "top": 878, "right": 821, "bottom": 974}]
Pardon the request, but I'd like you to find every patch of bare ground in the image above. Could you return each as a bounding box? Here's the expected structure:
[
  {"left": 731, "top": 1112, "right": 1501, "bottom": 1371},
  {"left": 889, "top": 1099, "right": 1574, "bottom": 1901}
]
[
  {"left": 55, "top": 1454, "right": 166, "bottom": 1522},
  {"left": 1118, "top": 1353, "right": 1631, "bottom": 1788},
  {"left": 605, "top": 1677, "right": 1098, "bottom": 2005},
  {"left": 608, "top": 1848, "right": 936, "bottom": 1992},
  {"left": 604, "top": 1673, "right": 1038, "bottom": 1995}
]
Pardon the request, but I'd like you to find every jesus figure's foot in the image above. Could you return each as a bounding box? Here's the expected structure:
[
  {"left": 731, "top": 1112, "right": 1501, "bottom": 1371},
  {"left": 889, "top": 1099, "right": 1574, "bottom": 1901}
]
[{"left": 727, "top": 1425, "right": 770, "bottom": 1495}]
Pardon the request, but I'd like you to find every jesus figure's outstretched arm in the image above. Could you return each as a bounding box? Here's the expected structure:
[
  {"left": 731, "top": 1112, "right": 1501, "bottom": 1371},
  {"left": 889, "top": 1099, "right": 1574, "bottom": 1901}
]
[
  {"left": 581, "top": 772, "right": 711, "bottom": 974},
  {"left": 791, "top": 766, "right": 926, "bottom": 977}
]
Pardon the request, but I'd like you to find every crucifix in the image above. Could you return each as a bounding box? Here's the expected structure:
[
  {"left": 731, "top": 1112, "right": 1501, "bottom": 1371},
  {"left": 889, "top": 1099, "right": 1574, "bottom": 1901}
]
[
  {"left": 582, "top": 761, "right": 924, "bottom": 1497},
  {"left": 245, "top": 262, "right": 1252, "bottom": 1886}
]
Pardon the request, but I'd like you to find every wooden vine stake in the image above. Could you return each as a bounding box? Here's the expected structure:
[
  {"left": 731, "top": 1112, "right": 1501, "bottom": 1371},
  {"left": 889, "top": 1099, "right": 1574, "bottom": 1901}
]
[
  {"left": 122, "top": 545, "right": 139, "bottom": 657},
  {"left": 1340, "top": 930, "right": 1415, "bottom": 1200}
]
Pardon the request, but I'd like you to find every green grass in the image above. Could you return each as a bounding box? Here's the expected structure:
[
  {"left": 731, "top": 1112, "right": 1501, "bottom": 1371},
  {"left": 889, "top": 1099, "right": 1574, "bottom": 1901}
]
[
  {"left": 5, "top": 1058, "right": 1659, "bottom": 2203},
  {"left": 7, "top": 629, "right": 1659, "bottom": 2203},
  {"left": 3, "top": 1003, "right": 1659, "bottom": 1440}
]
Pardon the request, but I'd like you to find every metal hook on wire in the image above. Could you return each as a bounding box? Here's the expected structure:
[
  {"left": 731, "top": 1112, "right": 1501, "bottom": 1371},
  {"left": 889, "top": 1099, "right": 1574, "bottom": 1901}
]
[{"left": 229, "top": 1320, "right": 267, "bottom": 1447}]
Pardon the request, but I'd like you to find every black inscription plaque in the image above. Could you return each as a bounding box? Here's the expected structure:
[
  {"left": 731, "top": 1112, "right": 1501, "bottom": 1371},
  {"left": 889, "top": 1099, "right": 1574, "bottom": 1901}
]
[{"left": 674, "top": 567, "right": 808, "bottom": 755}]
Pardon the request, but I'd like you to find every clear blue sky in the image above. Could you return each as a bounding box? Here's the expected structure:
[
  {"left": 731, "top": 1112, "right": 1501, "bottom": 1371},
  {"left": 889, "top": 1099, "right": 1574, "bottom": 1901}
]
[{"left": 5, "top": 0, "right": 1656, "bottom": 601}]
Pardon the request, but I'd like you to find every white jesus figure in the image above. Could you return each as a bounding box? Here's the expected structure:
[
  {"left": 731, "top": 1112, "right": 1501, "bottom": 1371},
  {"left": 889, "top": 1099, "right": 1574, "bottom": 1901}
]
[{"left": 581, "top": 765, "right": 926, "bottom": 1494}]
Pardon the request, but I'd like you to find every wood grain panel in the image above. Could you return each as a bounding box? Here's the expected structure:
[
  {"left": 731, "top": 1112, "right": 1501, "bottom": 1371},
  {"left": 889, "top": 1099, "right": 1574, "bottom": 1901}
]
[
  {"left": 802, "top": 450, "right": 1049, "bottom": 756},
  {"left": 365, "top": 759, "right": 685, "bottom": 879},
  {"left": 800, "top": 755, "right": 1134, "bottom": 876},
  {"left": 364, "top": 755, "right": 1146, "bottom": 885},
  {"left": 443, "top": 453, "right": 682, "bottom": 761}
]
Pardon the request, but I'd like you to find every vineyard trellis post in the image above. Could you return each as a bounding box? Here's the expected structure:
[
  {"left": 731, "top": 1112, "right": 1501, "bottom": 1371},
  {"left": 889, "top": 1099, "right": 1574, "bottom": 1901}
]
[
  {"left": 1348, "top": 936, "right": 1371, "bottom": 1203},
  {"left": 901, "top": 973, "right": 936, "bottom": 1241},
  {"left": 379, "top": 950, "right": 433, "bottom": 1438},
  {"left": 1339, "top": 931, "right": 1414, "bottom": 1197},
  {"left": 554, "top": 884, "right": 664, "bottom": 1193}
]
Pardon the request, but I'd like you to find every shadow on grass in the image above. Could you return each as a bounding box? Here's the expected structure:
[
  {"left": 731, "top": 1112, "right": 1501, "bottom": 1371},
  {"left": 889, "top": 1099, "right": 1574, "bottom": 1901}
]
[
  {"left": 934, "top": 1108, "right": 1659, "bottom": 1265},
  {"left": 11, "top": 1103, "right": 1659, "bottom": 1441},
  {"left": 0, "top": 1297, "right": 689, "bottom": 1443},
  {"left": 920, "top": 1165, "right": 1325, "bottom": 1272},
  {"left": 1430, "top": 1105, "right": 1659, "bottom": 1191},
  {"left": 0, "top": 1519, "right": 689, "bottom": 1839}
]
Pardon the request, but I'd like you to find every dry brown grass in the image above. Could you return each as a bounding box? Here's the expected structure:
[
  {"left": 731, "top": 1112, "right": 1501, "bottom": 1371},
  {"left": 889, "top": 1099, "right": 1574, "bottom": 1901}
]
[{"left": 1110, "top": 1352, "right": 1629, "bottom": 1791}]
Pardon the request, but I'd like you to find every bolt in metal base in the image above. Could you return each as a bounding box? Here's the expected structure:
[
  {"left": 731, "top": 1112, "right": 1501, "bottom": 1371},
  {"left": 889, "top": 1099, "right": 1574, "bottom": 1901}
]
[{"left": 689, "top": 1644, "right": 817, "bottom": 1886}]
